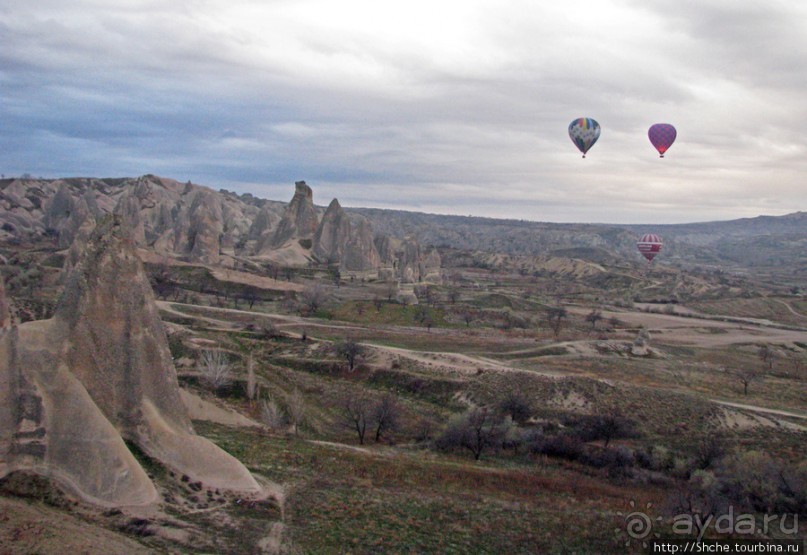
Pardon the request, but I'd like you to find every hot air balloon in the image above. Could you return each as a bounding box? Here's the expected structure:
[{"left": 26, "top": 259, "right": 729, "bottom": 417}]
[
  {"left": 648, "top": 123, "right": 676, "bottom": 157},
  {"left": 568, "top": 118, "right": 601, "bottom": 158},
  {"left": 637, "top": 233, "right": 662, "bottom": 262}
]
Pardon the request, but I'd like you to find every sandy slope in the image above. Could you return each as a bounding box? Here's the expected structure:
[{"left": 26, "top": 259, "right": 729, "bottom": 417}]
[{"left": 0, "top": 497, "right": 152, "bottom": 554}]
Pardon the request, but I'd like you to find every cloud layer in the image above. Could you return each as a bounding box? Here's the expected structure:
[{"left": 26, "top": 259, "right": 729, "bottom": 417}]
[{"left": 2, "top": 0, "right": 806, "bottom": 223}]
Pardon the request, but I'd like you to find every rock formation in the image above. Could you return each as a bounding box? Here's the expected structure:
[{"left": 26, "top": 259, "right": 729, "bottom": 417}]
[
  {"left": 312, "top": 199, "right": 350, "bottom": 264},
  {"left": 0, "top": 215, "right": 260, "bottom": 507},
  {"left": 114, "top": 176, "right": 230, "bottom": 265},
  {"left": 264, "top": 181, "right": 319, "bottom": 250},
  {"left": 311, "top": 199, "right": 382, "bottom": 275},
  {"left": 44, "top": 183, "right": 98, "bottom": 249},
  {"left": 0, "top": 176, "right": 441, "bottom": 277},
  {"left": 342, "top": 218, "right": 381, "bottom": 273},
  {"left": 248, "top": 204, "right": 277, "bottom": 242},
  {"left": 376, "top": 236, "right": 442, "bottom": 283}
]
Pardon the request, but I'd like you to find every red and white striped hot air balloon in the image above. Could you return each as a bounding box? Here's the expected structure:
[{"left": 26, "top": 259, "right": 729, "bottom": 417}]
[{"left": 637, "top": 233, "right": 662, "bottom": 262}]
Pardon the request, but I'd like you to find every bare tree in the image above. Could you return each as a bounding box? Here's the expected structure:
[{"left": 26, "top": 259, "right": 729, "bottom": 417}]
[
  {"left": 384, "top": 280, "right": 398, "bottom": 302},
  {"left": 335, "top": 338, "right": 364, "bottom": 371},
  {"left": 724, "top": 366, "right": 764, "bottom": 396},
  {"left": 328, "top": 267, "right": 341, "bottom": 287},
  {"left": 544, "top": 305, "right": 568, "bottom": 339},
  {"left": 757, "top": 345, "right": 776, "bottom": 370},
  {"left": 423, "top": 286, "right": 440, "bottom": 307},
  {"left": 585, "top": 309, "right": 603, "bottom": 331},
  {"left": 243, "top": 289, "right": 260, "bottom": 310},
  {"left": 414, "top": 305, "right": 430, "bottom": 326},
  {"left": 424, "top": 316, "right": 433, "bottom": 333},
  {"left": 246, "top": 354, "right": 258, "bottom": 401},
  {"left": 198, "top": 350, "right": 233, "bottom": 390},
  {"left": 373, "top": 393, "right": 400, "bottom": 443},
  {"left": 344, "top": 395, "right": 372, "bottom": 444},
  {"left": 588, "top": 412, "right": 636, "bottom": 448},
  {"left": 265, "top": 263, "right": 280, "bottom": 281},
  {"left": 300, "top": 283, "right": 330, "bottom": 316},
  {"left": 436, "top": 407, "right": 504, "bottom": 461},
  {"left": 260, "top": 398, "right": 285, "bottom": 430},
  {"left": 692, "top": 434, "right": 725, "bottom": 471},
  {"left": 791, "top": 356, "right": 805, "bottom": 379},
  {"left": 372, "top": 296, "right": 384, "bottom": 312},
  {"left": 286, "top": 388, "right": 306, "bottom": 436},
  {"left": 498, "top": 391, "right": 532, "bottom": 425},
  {"left": 281, "top": 291, "right": 298, "bottom": 314}
]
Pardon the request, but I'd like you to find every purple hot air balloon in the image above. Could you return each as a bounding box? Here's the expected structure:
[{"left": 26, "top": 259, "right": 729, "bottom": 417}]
[{"left": 648, "top": 123, "right": 677, "bottom": 157}]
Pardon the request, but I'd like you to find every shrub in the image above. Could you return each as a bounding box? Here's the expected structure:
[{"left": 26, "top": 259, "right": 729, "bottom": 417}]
[
  {"left": 530, "top": 434, "right": 584, "bottom": 461},
  {"left": 435, "top": 408, "right": 505, "bottom": 460},
  {"left": 498, "top": 391, "right": 533, "bottom": 424},
  {"left": 198, "top": 350, "right": 233, "bottom": 390}
]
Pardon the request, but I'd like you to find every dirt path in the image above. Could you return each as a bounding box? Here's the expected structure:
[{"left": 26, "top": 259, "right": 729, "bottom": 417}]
[
  {"left": 572, "top": 307, "right": 807, "bottom": 348},
  {"left": 308, "top": 440, "right": 373, "bottom": 454},
  {"left": 712, "top": 400, "right": 807, "bottom": 421},
  {"left": 367, "top": 343, "right": 561, "bottom": 377},
  {"left": 157, "top": 301, "right": 368, "bottom": 336},
  {"left": 771, "top": 298, "right": 807, "bottom": 320},
  {"left": 157, "top": 301, "right": 239, "bottom": 329}
]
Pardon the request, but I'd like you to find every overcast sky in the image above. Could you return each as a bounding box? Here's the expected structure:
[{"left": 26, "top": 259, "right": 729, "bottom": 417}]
[{"left": 2, "top": 1, "right": 806, "bottom": 223}]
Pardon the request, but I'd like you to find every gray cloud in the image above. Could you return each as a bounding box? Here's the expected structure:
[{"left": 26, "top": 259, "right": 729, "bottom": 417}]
[{"left": 1, "top": 0, "right": 806, "bottom": 223}]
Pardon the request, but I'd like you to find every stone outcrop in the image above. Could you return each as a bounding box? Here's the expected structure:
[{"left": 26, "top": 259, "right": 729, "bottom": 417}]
[
  {"left": 342, "top": 218, "right": 381, "bottom": 273},
  {"left": 312, "top": 199, "right": 350, "bottom": 264},
  {"left": 0, "top": 323, "right": 160, "bottom": 507},
  {"left": 248, "top": 204, "right": 277, "bottom": 242},
  {"left": 44, "top": 183, "right": 99, "bottom": 249},
  {"left": 376, "top": 236, "right": 442, "bottom": 283},
  {"left": 114, "top": 176, "right": 229, "bottom": 265},
  {"left": 0, "top": 215, "right": 260, "bottom": 506},
  {"left": 265, "top": 181, "right": 318, "bottom": 250},
  {"left": 311, "top": 200, "right": 382, "bottom": 274}
]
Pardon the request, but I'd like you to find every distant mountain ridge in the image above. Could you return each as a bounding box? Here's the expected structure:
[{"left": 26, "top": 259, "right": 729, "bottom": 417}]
[{"left": 350, "top": 207, "right": 807, "bottom": 269}]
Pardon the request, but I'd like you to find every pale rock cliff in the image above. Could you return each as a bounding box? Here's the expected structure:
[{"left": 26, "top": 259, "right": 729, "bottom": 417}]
[
  {"left": 0, "top": 215, "right": 260, "bottom": 506},
  {"left": 376, "top": 236, "right": 442, "bottom": 283},
  {"left": 312, "top": 199, "right": 350, "bottom": 264},
  {"left": 342, "top": 217, "right": 381, "bottom": 274},
  {"left": 264, "top": 181, "right": 318, "bottom": 251}
]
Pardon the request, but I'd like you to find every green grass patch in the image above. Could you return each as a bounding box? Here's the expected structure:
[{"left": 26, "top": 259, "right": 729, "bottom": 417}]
[
  {"left": 367, "top": 367, "right": 465, "bottom": 406},
  {"left": 331, "top": 300, "right": 450, "bottom": 328}
]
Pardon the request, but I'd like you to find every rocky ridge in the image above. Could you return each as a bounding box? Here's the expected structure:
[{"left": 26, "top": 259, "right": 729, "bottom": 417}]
[{"left": 0, "top": 175, "right": 440, "bottom": 282}]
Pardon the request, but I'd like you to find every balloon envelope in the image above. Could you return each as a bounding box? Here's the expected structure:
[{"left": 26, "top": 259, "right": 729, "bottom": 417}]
[
  {"left": 568, "top": 118, "right": 601, "bottom": 157},
  {"left": 648, "top": 124, "right": 676, "bottom": 157},
  {"left": 637, "top": 233, "right": 662, "bottom": 261}
]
